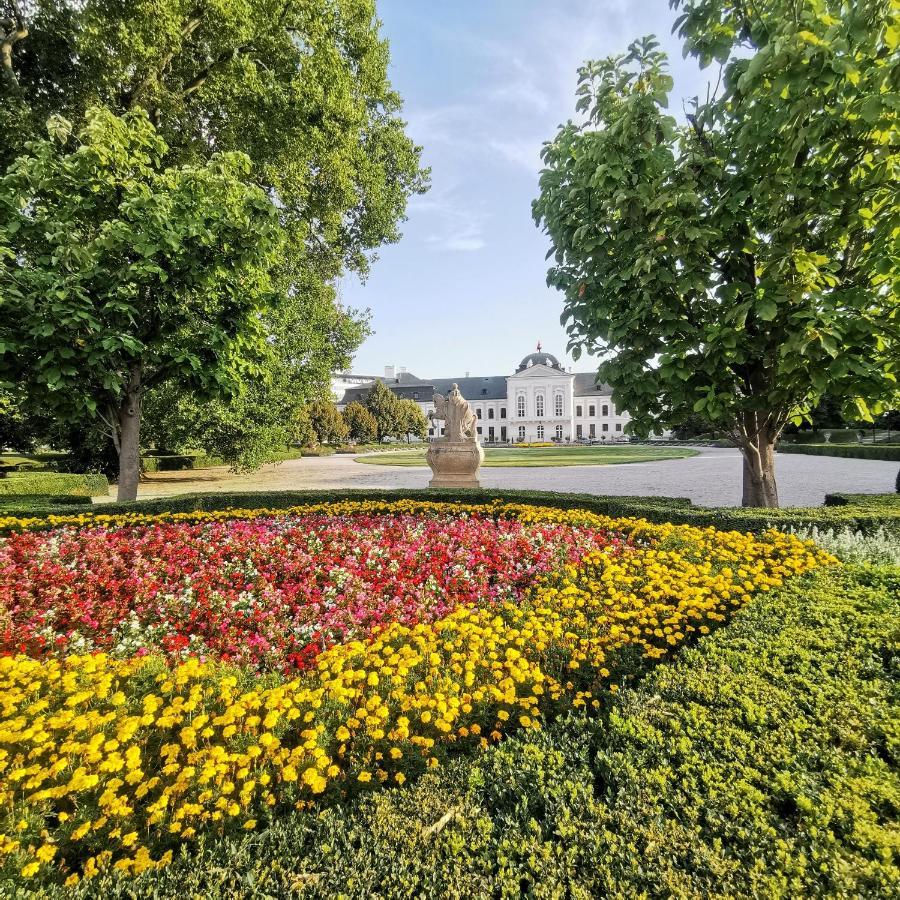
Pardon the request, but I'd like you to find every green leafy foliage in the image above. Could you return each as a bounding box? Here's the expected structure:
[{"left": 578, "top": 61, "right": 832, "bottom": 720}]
[
  {"left": 342, "top": 401, "right": 378, "bottom": 444},
  {"left": 0, "top": 472, "right": 108, "bottom": 497},
  {"left": 364, "top": 380, "right": 404, "bottom": 442},
  {"left": 397, "top": 398, "right": 429, "bottom": 442},
  {"left": 308, "top": 399, "right": 349, "bottom": 445},
  {"left": 32, "top": 565, "right": 899, "bottom": 898},
  {"left": 534, "top": 2, "right": 900, "bottom": 506}
]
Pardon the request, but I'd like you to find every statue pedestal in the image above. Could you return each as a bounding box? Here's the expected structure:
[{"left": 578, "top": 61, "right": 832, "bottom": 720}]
[{"left": 426, "top": 440, "right": 484, "bottom": 488}]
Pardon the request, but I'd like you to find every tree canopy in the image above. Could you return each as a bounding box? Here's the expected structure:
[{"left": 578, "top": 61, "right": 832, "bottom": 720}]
[
  {"left": 342, "top": 401, "right": 378, "bottom": 444},
  {"left": 534, "top": 0, "right": 899, "bottom": 506},
  {"left": 0, "top": 106, "right": 281, "bottom": 499},
  {"left": 0, "top": 0, "right": 426, "bottom": 477}
]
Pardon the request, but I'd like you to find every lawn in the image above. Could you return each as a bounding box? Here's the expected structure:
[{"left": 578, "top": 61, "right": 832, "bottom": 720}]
[{"left": 355, "top": 445, "right": 699, "bottom": 467}]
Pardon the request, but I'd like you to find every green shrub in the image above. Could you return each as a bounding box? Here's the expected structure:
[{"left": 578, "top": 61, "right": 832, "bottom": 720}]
[
  {"left": 825, "top": 492, "right": 900, "bottom": 509},
  {"left": 41, "top": 566, "right": 898, "bottom": 899},
  {"left": 0, "top": 472, "right": 108, "bottom": 497},
  {"left": 779, "top": 443, "right": 900, "bottom": 461},
  {"left": 2, "top": 488, "right": 899, "bottom": 535}
]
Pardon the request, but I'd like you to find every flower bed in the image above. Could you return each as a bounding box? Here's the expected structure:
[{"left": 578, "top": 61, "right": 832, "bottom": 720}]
[{"left": 0, "top": 500, "right": 833, "bottom": 887}]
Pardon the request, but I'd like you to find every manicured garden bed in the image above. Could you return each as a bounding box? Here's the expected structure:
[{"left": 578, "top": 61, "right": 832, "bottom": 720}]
[{"left": 0, "top": 498, "right": 834, "bottom": 890}]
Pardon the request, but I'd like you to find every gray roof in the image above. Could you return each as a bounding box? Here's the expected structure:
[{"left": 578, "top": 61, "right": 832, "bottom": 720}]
[
  {"left": 431, "top": 376, "right": 508, "bottom": 402},
  {"left": 338, "top": 369, "right": 612, "bottom": 405},
  {"left": 573, "top": 372, "right": 614, "bottom": 396},
  {"left": 515, "top": 351, "right": 565, "bottom": 372}
]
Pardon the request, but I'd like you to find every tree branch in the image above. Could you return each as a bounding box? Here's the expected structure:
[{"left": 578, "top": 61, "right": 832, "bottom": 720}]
[
  {"left": 182, "top": 44, "right": 252, "bottom": 98},
  {"left": 1, "top": 0, "right": 28, "bottom": 91}
]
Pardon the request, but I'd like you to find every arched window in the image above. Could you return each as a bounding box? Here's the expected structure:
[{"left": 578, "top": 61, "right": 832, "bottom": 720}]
[
  {"left": 535, "top": 394, "right": 544, "bottom": 417},
  {"left": 555, "top": 424, "right": 563, "bottom": 440},
  {"left": 554, "top": 394, "right": 563, "bottom": 417},
  {"left": 602, "top": 404, "right": 609, "bottom": 416},
  {"left": 536, "top": 424, "right": 544, "bottom": 440},
  {"left": 517, "top": 395, "right": 526, "bottom": 418},
  {"left": 517, "top": 425, "right": 526, "bottom": 441}
]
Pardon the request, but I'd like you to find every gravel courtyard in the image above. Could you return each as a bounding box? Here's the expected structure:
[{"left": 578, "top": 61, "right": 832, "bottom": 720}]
[{"left": 100, "top": 447, "right": 898, "bottom": 508}]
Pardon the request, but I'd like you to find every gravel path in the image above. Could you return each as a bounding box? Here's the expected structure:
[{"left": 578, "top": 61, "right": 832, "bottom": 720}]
[{"left": 97, "top": 447, "right": 898, "bottom": 508}]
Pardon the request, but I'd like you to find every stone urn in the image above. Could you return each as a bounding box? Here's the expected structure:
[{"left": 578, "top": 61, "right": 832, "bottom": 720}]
[{"left": 426, "top": 440, "right": 485, "bottom": 488}]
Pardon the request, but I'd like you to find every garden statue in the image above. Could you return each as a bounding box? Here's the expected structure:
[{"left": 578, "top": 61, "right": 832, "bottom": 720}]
[{"left": 427, "top": 383, "right": 484, "bottom": 488}]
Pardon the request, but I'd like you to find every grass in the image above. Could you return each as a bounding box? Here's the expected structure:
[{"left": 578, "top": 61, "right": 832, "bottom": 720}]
[{"left": 354, "top": 445, "right": 699, "bottom": 467}]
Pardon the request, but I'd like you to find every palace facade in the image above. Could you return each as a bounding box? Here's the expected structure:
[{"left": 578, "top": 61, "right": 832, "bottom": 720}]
[{"left": 333, "top": 345, "right": 634, "bottom": 443}]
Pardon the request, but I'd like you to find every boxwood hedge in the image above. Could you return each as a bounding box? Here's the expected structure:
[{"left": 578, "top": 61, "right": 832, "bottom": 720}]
[
  {"left": 3, "top": 487, "right": 898, "bottom": 535},
  {"left": 780, "top": 443, "right": 900, "bottom": 462},
  {"left": 0, "top": 472, "right": 108, "bottom": 497},
  {"left": 27, "top": 565, "right": 896, "bottom": 899}
]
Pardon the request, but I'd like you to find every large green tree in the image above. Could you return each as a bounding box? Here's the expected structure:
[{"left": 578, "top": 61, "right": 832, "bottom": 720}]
[
  {"left": 342, "top": 400, "right": 377, "bottom": 444},
  {"left": 397, "top": 398, "right": 429, "bottom": 443},
  {"left": 1, "top": 0, "right": 426, "bottom": 472},
  {"left": 0, "top": 107, "right": 281, "bottom": 500},
  {"left": 308, "top": 398, "right": 350, "bottom": 445},
  {"left": 534, "top": 1, "right": 899, "bottom": 506},
  {"left": 364, "top": 380, "right": 402, "bottom": 442}
]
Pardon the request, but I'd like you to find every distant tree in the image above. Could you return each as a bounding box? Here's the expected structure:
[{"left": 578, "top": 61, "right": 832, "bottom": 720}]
[
  {"left": 293, "top": 405, "right": 316, "bottom": 449},
  {"left": 534, "top": 3, "right": 899, "bottom": 507},
  {"left": 397, "top": 399, "right": 429, "bottom": 443},
  {"left": 308, "top": 399, "right": 349, "bottom": 445},
  {"left": 0, "top": 387, "right": 37, "bottom": 452},
  {"left": 342, "top": 402, "right": 378, "bottom": 444},
  {"left": 0, "top": 108, "right": 281, "bottom": 500},
  {"left": 364, "top": 381, "right": 402, "bottom": 442},
  {"left": 671, "top": 414, "right": 713, "bottom": 440}
]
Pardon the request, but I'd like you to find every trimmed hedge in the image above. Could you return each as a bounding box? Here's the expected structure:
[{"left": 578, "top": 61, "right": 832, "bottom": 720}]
[
  {"left": 0, "top": 472, "right": 108, "bottom": 497},
  {"left": 37, "top": 565, "right": 898, "bottom": 899},
  {"left": 2, "top": 487, "right": 898, "bottom": 535},
  {"left": 780, "top": 443, "right": 900, "bottom": 461}
]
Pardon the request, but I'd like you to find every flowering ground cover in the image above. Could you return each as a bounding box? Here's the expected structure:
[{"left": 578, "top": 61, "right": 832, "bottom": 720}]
[{"left": 0, "top": 500, "right": 834, "bottom": 888}]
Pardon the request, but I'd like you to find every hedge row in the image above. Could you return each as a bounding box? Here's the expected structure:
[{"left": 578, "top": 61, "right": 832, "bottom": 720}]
[
  {"left": 1, "top": 487, "right": 899, "bottom": 535},
  {"left": 780, "top": 443, "right": 900, "bottom": 461},
  {"left": 0, "top": 472, "right": 108, "bottom": 497},
  {"left": 34, "top": 564, "right": 898, "bottom": 899},
  {"left": 4, "top": 487, "right": 896, "bottom": 535}
]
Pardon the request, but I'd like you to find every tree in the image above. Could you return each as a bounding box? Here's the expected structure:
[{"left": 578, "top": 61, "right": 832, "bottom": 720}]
[
  {"left": 397, "top": 398, "right": 429, "bottom": 443},
  {"left": 1, "top": 0, "right": 426, "bottom": 472},
  {"left": 308, "top": 399, "right": 349, "bottom": 445},
  {"left": 142, "top": 286, "right": 368, "bottom": 467},
  {"left": 364, "top": 380, "right": 402, "bottom": 442},
  {"left": 534, "top": 2, "right": 899, "bottom": 507},
  {"left": 0, "top": 107, "right": 281, "bottom": 500},
  {"left": 342, "top": 401, "right": 377, "bottom": 444}
]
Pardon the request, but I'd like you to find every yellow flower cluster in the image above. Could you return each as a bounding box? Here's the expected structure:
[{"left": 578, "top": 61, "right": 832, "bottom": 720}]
[{"left": 0, "top": 502, "right": 835, "bottom": 885}]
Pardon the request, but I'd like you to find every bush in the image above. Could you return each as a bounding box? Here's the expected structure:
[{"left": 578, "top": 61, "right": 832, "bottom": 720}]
[
  {"left": 779, "top": 443, "right": 900, "bottom": 461},
  {"left": 2, "top": 488, "right": 899, "bottom": 535},
  {"left": 41, "top": 565, "right": 899, "bottom": 898},
  {"left": 0, "top": 472, "right": 108, "bottom": 497}
]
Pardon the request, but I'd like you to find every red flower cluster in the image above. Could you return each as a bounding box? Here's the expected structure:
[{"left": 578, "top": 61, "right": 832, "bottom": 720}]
[{"left": 0, "top": 512, "right": 622, "bottom": 672}]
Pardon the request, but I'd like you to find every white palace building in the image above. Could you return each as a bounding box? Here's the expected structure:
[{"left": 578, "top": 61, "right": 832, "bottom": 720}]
[{"left": 333, "top": 344, "right": 634, "bottom": 444}]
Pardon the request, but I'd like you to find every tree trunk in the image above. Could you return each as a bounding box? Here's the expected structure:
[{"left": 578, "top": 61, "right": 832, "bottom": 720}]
[
  {"left": 740, "top": 433, "right": 779, "bottom": 508},
  {"left": 116, "top": 363, "right": 143, "bottom": 502}
]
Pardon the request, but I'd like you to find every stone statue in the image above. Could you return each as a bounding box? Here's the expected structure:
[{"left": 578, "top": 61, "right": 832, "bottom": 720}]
[
  {"left": 432, "top": 383, "right": 478, "bottom": 442},
  {"left": 426, "top": 383, "right": 484, "bottom": 488}
]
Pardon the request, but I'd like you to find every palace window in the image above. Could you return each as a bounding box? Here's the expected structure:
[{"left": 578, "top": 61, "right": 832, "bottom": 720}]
[
  {"left": 555, "top": 424, "right": 563, "bottom": 440},
  {"left": 576, "top": 424, "right": 583, "bottom": 438},
  {"left": 589, "top": 424, "right": 596, "bottom": 438},
  {"left": 589, "top": 405, "right": 596, "bottom": 417},
  {"left": 602, "top": 423, "right": 609, "bottom": 432},
  {"left": 413, "top": 392, "right": 420, "bottom": 400},
  {"left": 476, "top": 408, "right": 482, "bottom": 419},
  {"left": 517, "top": 395, "right": 526, "bottom": 417},
  {"left": 518, "top": 425, "right": 526, "bottom": 441},
  {"left": 602, "top": 404, "right": 608, "bottom": 416},
  {"left": 536, "top": 424, "right": 544, "bottom": 440},
  {"left": 488, "top": 408, "right": 495, "bottom": 419},
  {"left": 554, "top": 394, "right": 563, "bottom": 416},
  {"left": 536, "top": 394, "right": 544, "bottom": 417},
  {"left": 500, "top": 407, "right": 506, "bottom": 419},
  {"left": 615, "top": 423, "right": 622, "bottom": 432},
  {"left": 576, "top": 405, "right": 583, "bottom": 417},
  {"left": 477, "top": 426, "right": 482, "bottom": 435},
  {"left": 488, "top": 426, "right": 495, "bottom": 440}
]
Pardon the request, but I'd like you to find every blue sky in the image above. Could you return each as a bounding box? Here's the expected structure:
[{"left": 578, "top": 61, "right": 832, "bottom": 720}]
[{"left": 341, "top": 0, "right": 714, "bottom": 378}]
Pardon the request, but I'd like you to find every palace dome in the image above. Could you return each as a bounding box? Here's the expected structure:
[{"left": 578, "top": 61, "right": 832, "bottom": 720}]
[{"left": 515, "top": 349, "right": 564, "bottom": 372}]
